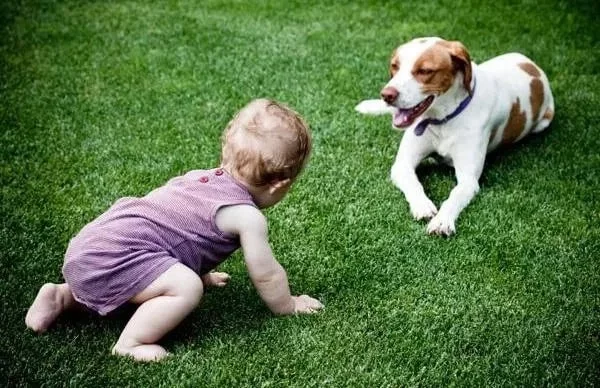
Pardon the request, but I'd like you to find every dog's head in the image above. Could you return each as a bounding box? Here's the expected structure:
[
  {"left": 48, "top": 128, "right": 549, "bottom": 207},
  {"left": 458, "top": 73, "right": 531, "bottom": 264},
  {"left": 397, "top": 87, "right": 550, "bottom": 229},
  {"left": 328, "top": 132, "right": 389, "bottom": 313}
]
[{"left": 381, "top": 37, "right": 472, "bottom": 129}]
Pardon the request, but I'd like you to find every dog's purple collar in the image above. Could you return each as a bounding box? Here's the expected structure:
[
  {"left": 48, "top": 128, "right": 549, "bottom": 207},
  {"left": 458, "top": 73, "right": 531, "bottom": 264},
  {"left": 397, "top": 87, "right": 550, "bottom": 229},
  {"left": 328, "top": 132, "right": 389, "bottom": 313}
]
[{"left": 414, "top": 77, "right": 476, "bottom": 136}]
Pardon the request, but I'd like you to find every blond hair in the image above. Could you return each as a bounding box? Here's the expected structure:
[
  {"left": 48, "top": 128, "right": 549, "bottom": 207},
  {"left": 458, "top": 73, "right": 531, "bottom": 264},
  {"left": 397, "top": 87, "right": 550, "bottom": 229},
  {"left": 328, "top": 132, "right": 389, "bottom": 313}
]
[{"left": 221, "top": 99, "right": 312, "bottom": 187}]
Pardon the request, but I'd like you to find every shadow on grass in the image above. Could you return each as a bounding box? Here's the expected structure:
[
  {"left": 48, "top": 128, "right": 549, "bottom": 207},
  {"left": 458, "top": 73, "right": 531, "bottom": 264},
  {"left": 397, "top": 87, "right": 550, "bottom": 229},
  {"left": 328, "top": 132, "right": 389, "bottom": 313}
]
[
  {"left": 51, "top": 280, "right": 274, "bottom": 351},
  {"left": 549, "top": 325, "right": 600, "bottom": 383}
]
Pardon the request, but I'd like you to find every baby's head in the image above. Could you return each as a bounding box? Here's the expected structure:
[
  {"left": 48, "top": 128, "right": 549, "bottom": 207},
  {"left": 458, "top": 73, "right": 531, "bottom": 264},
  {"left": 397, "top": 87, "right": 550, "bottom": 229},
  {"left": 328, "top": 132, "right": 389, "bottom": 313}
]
[{"left": 221, "top": 98, "right": 312, "bottom": 208}]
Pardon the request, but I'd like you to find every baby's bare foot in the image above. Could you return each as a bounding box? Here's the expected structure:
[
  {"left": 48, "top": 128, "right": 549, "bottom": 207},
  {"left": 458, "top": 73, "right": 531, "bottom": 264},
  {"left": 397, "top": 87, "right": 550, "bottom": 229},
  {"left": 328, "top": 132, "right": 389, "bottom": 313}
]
[
  {"left": 201, "top": 272, "right": 230, "bottom": 287},
  {"left": 25, "top": 283, "right": 65, "bottom": 333},
  {"left": 112, "top": 342, "right": 170, "bottom": 362}
]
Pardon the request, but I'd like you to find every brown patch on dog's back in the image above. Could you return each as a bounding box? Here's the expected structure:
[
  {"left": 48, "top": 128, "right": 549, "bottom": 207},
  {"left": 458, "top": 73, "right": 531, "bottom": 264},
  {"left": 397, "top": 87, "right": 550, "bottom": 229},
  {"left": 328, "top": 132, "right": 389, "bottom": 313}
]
[
  {"left": 502, "top": 98, "right": 527, "bottom": 144},
  {"left": 518, "top": 62, "right": 541, "bottom": 78},
  {"left": 530, "top": 78, "right": 544, "bottom": 121}
]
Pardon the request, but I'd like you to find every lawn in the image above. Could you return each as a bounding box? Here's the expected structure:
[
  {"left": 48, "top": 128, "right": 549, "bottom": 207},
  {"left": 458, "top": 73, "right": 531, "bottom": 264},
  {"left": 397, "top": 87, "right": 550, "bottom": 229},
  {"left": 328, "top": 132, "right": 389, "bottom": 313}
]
[{"left": 1, "top": 0, "right": 599, "bottom": 386}]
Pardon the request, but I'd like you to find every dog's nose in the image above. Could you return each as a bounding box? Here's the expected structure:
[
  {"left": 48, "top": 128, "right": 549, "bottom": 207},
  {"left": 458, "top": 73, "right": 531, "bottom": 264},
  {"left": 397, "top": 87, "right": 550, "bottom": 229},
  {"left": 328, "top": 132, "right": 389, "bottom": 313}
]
[{"left": 381, "top": 87, "right": 399, "bottom": 104}]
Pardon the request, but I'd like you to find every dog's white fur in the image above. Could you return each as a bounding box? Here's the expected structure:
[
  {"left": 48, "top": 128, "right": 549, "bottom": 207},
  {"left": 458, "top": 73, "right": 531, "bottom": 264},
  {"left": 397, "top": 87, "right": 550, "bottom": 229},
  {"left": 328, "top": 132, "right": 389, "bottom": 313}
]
[{"left": 356, "top": 37, "right": 554, "bottom": 236}]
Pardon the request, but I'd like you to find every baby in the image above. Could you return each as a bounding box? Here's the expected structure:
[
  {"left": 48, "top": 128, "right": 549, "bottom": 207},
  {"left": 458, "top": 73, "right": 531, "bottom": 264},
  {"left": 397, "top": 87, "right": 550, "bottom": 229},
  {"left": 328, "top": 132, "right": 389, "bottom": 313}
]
[{"left": 25, "top": 98, "right": 323, "bottom": 362}]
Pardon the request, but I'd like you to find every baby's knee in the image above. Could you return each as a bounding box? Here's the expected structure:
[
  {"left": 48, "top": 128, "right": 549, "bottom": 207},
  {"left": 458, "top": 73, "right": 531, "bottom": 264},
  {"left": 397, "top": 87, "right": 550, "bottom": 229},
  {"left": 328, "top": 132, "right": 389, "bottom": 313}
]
[
  {"left": 145, "top": 264, "right": 204, "bottom": 308},
  {"left": 171, "top": 273, "right": 204, "bottom": 307}
]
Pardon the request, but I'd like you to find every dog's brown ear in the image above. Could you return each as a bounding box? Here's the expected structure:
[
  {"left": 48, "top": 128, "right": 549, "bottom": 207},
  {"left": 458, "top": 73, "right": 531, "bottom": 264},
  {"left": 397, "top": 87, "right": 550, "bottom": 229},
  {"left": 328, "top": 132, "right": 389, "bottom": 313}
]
[{"left": 444, "top": 41, "right": 472, "bottom": 94}]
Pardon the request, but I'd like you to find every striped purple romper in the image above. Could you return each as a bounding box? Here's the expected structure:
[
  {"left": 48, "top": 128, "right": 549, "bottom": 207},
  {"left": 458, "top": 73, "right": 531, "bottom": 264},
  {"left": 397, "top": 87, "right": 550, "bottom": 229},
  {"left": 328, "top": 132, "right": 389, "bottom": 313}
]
[{"left": 62, "top": 168, "right": 255, "bottom": 315}]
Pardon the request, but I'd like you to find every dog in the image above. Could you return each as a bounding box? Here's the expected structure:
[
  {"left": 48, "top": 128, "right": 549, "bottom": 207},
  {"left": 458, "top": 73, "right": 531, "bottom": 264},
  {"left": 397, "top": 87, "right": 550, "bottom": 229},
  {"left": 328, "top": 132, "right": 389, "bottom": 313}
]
[{"left": 355, "top": 37, "right": 554, "bottom": 236}]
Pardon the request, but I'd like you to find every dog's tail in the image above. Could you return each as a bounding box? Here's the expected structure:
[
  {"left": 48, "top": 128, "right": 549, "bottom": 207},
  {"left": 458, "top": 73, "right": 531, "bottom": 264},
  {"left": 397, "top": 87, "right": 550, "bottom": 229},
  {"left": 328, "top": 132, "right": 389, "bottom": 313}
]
[
  {"left": 532, "top": 88, "right": 555, "bottom": 134},
  {"left": 355, "top": 99, "right": 396, "bottom": 116}
]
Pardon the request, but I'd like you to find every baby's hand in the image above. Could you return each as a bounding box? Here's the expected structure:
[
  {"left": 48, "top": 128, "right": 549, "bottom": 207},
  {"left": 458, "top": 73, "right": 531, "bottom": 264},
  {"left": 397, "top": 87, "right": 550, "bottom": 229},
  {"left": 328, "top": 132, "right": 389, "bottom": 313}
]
[
  {"left": 292, "top": 295, "right": 324, "bottom": 314},
  {"left": 201, "top": 272, "right": 230, "bottom": 288}
]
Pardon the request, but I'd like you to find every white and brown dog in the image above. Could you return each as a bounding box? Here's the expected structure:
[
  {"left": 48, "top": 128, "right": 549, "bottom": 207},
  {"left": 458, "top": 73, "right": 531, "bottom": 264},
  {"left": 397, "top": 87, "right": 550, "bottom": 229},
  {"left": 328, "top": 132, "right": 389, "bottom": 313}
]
[{"left": 356, "top": 37, "right": 554, "bottom": 236}]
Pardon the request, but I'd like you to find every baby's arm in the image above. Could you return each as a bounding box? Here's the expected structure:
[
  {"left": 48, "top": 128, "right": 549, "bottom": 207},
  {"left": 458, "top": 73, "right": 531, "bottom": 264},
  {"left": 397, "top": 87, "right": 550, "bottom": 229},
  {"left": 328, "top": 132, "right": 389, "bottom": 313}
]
[{"left": 215, "top": 205, "right": 323, "bottom": 315}]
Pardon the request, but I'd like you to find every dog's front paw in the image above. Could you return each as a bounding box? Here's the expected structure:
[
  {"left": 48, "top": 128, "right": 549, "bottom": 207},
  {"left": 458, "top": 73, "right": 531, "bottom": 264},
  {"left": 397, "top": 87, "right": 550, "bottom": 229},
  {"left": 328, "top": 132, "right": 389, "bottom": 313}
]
[
  {"left": 427, "top": 214, "right": 456, "bottom": 236},
  {"left": 409, "top": 198, "right": 438, "bottom": 221},
  {"left": 355, "top": 99, "right": 394, "bottom": 115}
]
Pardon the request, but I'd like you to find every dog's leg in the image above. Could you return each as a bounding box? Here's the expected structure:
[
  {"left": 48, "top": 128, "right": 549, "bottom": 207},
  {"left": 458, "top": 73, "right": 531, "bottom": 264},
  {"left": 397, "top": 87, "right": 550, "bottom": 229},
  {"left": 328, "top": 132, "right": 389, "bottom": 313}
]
[
  {"left": 427, "top": 149, "right": 485, "bottom": 236},
  {"left": 391, "top": 134, "right": 437, "bottom": 220}
]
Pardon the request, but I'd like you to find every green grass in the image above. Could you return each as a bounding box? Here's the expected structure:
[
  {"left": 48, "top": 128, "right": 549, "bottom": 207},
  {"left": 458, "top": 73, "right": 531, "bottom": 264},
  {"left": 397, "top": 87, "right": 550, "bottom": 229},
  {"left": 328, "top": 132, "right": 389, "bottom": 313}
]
[{"left": 2, "top": 0, "right": 600, "bottom": 386}]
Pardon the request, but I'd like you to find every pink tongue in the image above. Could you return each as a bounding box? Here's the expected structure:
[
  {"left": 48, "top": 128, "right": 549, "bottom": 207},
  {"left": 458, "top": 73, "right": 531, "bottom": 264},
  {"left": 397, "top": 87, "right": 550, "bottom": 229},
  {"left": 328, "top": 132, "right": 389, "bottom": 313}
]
[{"left": 394, "top": 110, "right": 411, "bottom": 127}]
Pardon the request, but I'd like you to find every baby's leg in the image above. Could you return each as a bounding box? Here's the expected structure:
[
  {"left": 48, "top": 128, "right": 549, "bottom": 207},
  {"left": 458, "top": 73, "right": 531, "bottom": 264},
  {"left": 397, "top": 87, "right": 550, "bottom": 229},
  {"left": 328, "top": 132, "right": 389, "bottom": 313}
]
[
  {"left": 112, "top": 263, "right": 203, "bottom": 362},
  {"left": 25, "top": 283, "right": 77, "bottom": 333}
]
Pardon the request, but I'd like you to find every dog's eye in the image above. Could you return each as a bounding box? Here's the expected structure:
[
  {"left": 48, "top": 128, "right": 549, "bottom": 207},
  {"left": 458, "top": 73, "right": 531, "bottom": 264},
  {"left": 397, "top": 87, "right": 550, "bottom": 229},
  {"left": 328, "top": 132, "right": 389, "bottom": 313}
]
[
  {"left": 417, "top": 68, "right": 434, "bottom": 76},
  {"left": 389, "top": 63, "right": 399, "bottom": 78}
]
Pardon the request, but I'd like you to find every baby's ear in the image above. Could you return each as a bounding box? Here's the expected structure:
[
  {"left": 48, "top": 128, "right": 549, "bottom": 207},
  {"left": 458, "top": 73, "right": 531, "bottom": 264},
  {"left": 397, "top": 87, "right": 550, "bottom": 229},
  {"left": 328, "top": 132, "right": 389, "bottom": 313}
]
[
  {"left": 268, "top": 178, "right": 291, "bottom": 194},
  {"left": 355, "top": 99, "right": 396, "bottom": 115}
]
